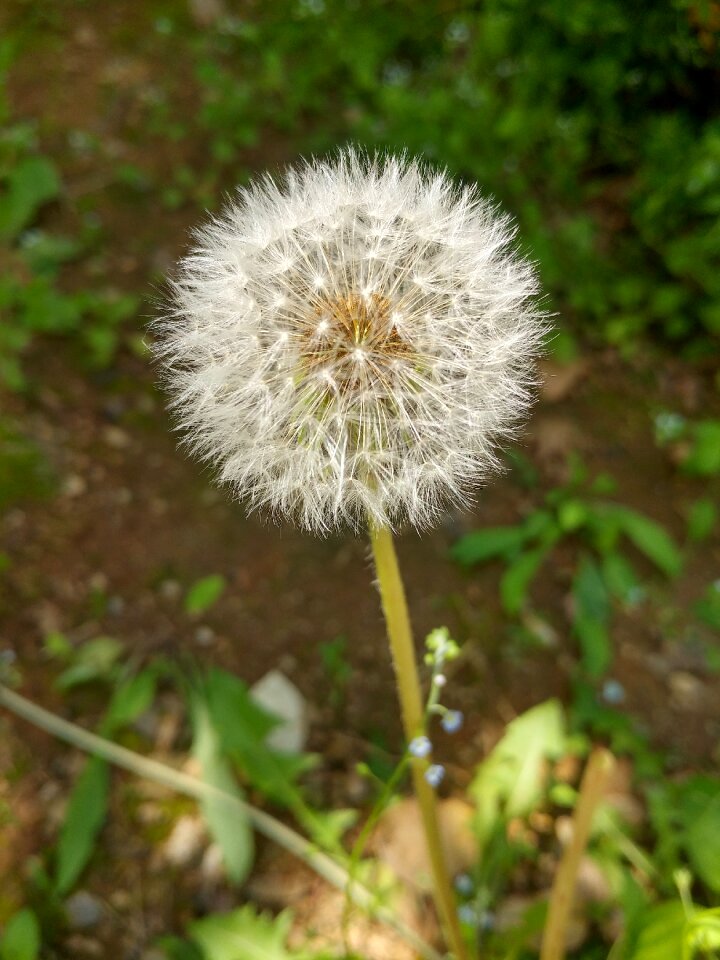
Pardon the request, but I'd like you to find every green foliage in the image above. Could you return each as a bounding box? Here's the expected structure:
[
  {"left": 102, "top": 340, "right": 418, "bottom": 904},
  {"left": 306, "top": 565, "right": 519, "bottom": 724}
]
[
  {"left": 189, "top": 907, "right": 295, "bottom": 960},
  {"left": 55, "top": 757, "right": 109, "bottom": 895},
  {"left": 190, "top": 696, "right": 254, "bottom": 886},
  {"left": 452, "top": 464, "right": 683, "bottom": 676},
  {"left": 471, "top": 699, "right": 565, "bottom": 848},
  {"left": 656, "top": 413, "right": 720, "bottom": 477},
  {"left": 0, "top": 909, "right": 40, "bottom": 960},
  {"left": 50, "top": 635, "right": 125, "bottom": 690},
  {"left": 0, "top": 420, "right": 55, "bottom": 509},
  {"left": 185, "top": 575, "right": 226, "bottom": 615},
  {"left": 171, "top": 0, "right": 720, "bottom": 348}
]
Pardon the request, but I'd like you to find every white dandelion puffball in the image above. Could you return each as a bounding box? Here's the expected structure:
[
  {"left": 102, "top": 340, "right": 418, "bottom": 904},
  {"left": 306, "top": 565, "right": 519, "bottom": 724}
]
[{"left": 155, "top": 148, "right": 547, "bottom": 533}]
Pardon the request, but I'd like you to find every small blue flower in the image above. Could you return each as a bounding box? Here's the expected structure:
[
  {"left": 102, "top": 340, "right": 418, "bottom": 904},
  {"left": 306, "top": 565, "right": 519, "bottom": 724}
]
[
  {"left": 454, "top": 873, "right": 474, "bottom": 896},
  {"left": 425, "top": 763, "right": 445, "bottom": 788},
  {"left": 601, "top": 679, "right": 626, "bottom": 705},
  {"left": 457, "top": 904, "right": 477, "bottom": 926},
  {"left": 409, "top": 735, "right": 432, "bottom": 758},
  {"left": 441, "top": 709, "right": 464, "bottom": 734}
]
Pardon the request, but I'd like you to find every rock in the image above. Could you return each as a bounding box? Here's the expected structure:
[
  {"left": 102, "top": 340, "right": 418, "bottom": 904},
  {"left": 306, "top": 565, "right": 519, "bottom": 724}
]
[
  {"left": 373, "top": 797, "right": 477, "bottom": 892},
  {"left": 65, "top": 890, "right": 104, "bottom": 929},
  {"left": 161, "top": 814, "right": 207, "bottom": 867},
  {"left": 668, "top": 671, "right": 705, "bottom": 711},
  {"left": 250, "top": 670, "right": 309, "bottom": 753}
]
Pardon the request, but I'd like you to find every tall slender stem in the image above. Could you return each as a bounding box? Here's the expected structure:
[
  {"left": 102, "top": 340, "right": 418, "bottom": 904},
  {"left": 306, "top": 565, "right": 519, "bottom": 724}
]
[
  {"left": 0, "top": 683, "right": 443, "bottom": 960},
  {"left": 369, "top": 523, "right": 470, "bottom": 960},
  {"left": 540, "top": 747, "right": 614, "bottom": 960}
]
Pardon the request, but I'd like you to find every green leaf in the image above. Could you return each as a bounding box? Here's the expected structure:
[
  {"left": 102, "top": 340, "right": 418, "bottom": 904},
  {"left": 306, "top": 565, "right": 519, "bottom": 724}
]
[
  {"left": 55, "top": 757, "right": 109, "bottom": 894},
  {"left": 190, "top": 906, "right": 294, "bottom": 960},
  {"left": 605, "top": 505, "right": 683, "bottom": 578},
  {"left": 470, "top": 699, "right": 565, "bottom": 848},
  {"left": 55, "top": 636, "right": 124, "bottom": 690},
  {"left": 695, "top": 583, "right": 720, "bottom": 631},
  {"left": 679, "top": 777, "right": 720, "bottom": 892},
  {"left": 0, "top": 156, "right": 61, "bottom": 241},
  {"left": 102, "top": 669, "right": 157, "bottom": 736},
  {"left": 0, "top": 908, "right": 40, "bottom": 960},
  {"left": 191, "top": 697, "right": 254, "bottom": 886},
  {"left": 686, "top": 498, "right": 717, "bottom": 542},
  {"left": 450, "top": 525, "right": 528, "bottom": 566},
  {"left": 185, "top": 575, "right": 226, "bottom": 615},
  {"left": 601, "top": 552, "right": 640, "bottom": 605},
  {"left": 683, "top": 421, "right": 720, "bottom": 476},
  {"left": 626, "top": 901, "right": 687, "bottom": 960},
  {"left": 500, "top": 545, "right": 548, "bottom": 615},
  {"left": 202, "top": 669, "right": 314, "bottom": 807},
  {"left": 573, "top": 555, "right": 612, "bottom": 678}
]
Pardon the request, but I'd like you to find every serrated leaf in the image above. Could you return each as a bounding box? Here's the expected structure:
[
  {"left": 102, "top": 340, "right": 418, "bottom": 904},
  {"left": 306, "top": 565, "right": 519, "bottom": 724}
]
[
  {"left": 450, "top": 525, "right": 528, "bottom": 566},
  {"left": 573, "top": 555, "right": 612, "bottom": 677},
  {"left": 190, "top": 906, "right": 294, "bottom": 960},
  {"left": 185, "top": 575, "right": 226, "bottom": 615},
  {"left": 0, "top": 908, "right": 40, "bottom": 960},
  {"left": 191, "top": 698, "right": 254, "bottom": 886},
  {"left": 55, "top": 757, "right": 109, "bottom": 894},
  {"left": 470, "top": 699, "right": 565, "bottom": 848}
]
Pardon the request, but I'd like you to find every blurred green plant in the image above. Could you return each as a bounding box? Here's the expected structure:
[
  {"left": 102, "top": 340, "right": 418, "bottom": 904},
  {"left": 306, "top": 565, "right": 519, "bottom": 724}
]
[{"left": 452, "top": 459, "right": 683, "bottom": 678}]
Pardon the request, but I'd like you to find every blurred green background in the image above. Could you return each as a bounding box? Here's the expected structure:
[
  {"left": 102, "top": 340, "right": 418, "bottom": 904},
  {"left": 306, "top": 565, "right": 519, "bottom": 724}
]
[{"left": 1, "top": 0, "right": 719, "bottom": 387}]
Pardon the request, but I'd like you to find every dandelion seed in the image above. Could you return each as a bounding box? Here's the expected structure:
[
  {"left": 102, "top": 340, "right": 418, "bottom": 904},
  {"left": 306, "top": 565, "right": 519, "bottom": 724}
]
[
  {"left": 154, "top": 147, "right": 547, "bottom": 533},
  {"left": 409, "top": 735, "right": 432, "bottom": 758},
  {"left": 425, "top": 763, "right": 445, "bottom": 788}
]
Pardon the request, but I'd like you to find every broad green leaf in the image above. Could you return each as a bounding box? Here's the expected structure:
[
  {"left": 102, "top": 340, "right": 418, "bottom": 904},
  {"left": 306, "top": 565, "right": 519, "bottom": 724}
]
[
  {"left": 605, "top": 505, "right": 683, "bottom": 578},
  {"left": 191, "top": 698, "right": 254, "bottom": 886},
  {"left": 470, "top": 699, "right": 565, "bottom": 847},
  {"left": 686, "top": 498, "right": 717, "bottom": 542},
  {"left": 450, "top": 525, "right": 528, "bottom": 566},
  {"left": 190, "top": 906, "right": 293, "bottom": 960},
  {"left": 500, "top": 545, "right": 548, "bottom": 615},
  {"left": 573, "top": 555, "right": 612, "bottom": 677},
  {"left": 0, "top": 156, "right": 61, "bottom": 241},
  {"left": 0, "top": 908, "right": 40, "bottom": 960},
  {"left": 626, "top": 902, "right": 687, "bottom": 960},
  {"left": 185, "top": 575, "right": 226, "bottom": 615},
  {"left": 55, "top": 757, "right": 109, "bottom": 894},
  {"left": 679, "top": 777, "right": 720, "bottom": 892},
  {"left": 202, "top": 668, "right": 315, "bottom": 807}
]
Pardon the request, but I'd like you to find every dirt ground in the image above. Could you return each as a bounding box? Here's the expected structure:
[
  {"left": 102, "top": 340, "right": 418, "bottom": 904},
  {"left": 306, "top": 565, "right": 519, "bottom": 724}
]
[{"left": 1, "top": 3, "right": 719, "bottom": 957}]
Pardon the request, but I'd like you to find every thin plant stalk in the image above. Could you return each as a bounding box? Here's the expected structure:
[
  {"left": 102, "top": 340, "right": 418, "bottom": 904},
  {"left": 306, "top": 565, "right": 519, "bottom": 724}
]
[
  {"left": 0, "top": 683, "right": 443, "bottom": 960},
  {"left": 540, "top": 747, "right": 615, "bottom": 960},
  {"left": 369, "top": 522, "right": 470, "bottom": 960}
]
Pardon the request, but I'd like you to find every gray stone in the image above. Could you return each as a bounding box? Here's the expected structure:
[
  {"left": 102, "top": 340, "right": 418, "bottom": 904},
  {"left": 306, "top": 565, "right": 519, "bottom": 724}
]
[
  {"left": 65, "top": 890, "right": 104, "bottom": 929},
  {"left": 250, "top": 670, "right": 308, "bottom": 753}
]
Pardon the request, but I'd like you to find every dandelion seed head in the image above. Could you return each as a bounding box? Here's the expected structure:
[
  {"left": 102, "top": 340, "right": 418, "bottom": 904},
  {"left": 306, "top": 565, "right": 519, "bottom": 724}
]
[{"left": 154, "top": 147, "right": 547, "bottom": 533}]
